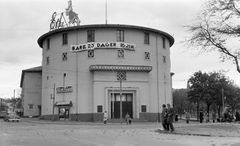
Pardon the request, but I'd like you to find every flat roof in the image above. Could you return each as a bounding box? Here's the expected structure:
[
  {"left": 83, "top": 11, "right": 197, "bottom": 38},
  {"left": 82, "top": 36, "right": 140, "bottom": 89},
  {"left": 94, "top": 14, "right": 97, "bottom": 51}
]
[
  {"left": 37, "top": 24, "right": 174, "bottom": 48},
  {"left": 20, "top": 66, "right": 42, "bottom": 88}
]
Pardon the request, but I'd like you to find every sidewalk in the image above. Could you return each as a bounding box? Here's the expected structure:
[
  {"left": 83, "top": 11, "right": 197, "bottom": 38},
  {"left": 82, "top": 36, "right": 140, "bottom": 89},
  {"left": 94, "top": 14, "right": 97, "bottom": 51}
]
[{"left": 160, "top": 121, "right": 240, "bottom": 137}]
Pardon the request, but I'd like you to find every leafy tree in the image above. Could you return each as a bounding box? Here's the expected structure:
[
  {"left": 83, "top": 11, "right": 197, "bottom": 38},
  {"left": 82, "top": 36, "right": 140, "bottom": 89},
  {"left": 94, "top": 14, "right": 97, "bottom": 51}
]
[
  {"left": 186, "top": 0, "right": 240, "bottom": 73},
  {"left": 224, "top": 84, "right": 240, "bottom": 112},
  {"left": 173, "top": 89, "right": 194, "bottom": 119},
  {"left": 187, "top": 71, "right": 232, "bottom": 119},
  {"left": 187, "top": 71, "right": 209, "bottom": 118}
]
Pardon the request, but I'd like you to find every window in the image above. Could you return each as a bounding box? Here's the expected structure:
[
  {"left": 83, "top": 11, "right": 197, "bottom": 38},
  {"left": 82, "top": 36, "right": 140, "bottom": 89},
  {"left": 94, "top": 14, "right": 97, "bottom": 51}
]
[
  {"left": 162, "top": 37, "right": 166, "bottom": 49},
  {"left": 28, "top": 104, "right": 33, "bottom": 109},
  {"left": 46, "top": 56, "right": 50, "bottom": 65},
  {"left": 97, "top": 105, "right": 103, "bottom": 113},
  {"left": 117, "top": 49, "right": 124, "bottom": 58},
  {"left": 144, "top": 52, "right": 150, "bottom": 60},
  {"left": 88, "top": 50, "right": 94, "bottom": 58},
  {"left": 117, "top": 71, "right": 126, "bottom": 81},
  {"left": 116, "top": 30, "right": 124, "bottom": 42},
  {"left": 163, "top": 56, "right": 166, "bottom": 63},
  {"left": 47, "top": 38, "right": 50, "bottom": 50},
  {"left": 62, "top": 52, "right": 67, "bottom": 61},
  {"left": 144, "top": 32, "right": 150, "bottom": 44},
  {"left": 62, "top": 33, "right": 68, "bottom": 45},
  {"left": 87, "top": 30, "right": 95, "bottom": 42},
  {"left": 141, "top": 105, "right": 147, "bottom": 112}
]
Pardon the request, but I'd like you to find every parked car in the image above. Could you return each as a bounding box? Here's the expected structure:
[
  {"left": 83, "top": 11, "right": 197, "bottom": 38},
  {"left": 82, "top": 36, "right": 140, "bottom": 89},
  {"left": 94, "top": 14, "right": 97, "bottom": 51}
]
[
  {"left": 4, "top": 112, "right": 20, "bottom": 122},
  {"left": 0, "top": 111, "right": 7, "bottom": 118}
]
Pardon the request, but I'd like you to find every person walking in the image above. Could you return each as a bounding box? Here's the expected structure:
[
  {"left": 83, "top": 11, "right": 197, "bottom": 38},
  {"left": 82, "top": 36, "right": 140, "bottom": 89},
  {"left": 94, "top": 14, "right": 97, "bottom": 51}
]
[
  {"left": 199, "top": 111, "right": 204, "bottom": 123},
  {"left": 161, "top": 104, "right": 169, "bottom": 131},
  {"left": 212, "top": 112, "right": 216, "bottom": 123},
  {"left": 185, "top": 111, "right": 190, "bottom": 124},
  {"left": 125, "top": 112, "right": 130, "bottom": 125},
  {"left": 103, "top": 111, "right": 108, "bottom": 124},
  {"left": 167, "top": 104, "right": 174, "bottom": 132}
]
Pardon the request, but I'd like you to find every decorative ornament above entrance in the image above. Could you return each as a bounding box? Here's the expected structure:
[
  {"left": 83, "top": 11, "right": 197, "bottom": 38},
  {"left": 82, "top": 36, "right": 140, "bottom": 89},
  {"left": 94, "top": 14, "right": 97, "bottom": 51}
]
[{"left": 49, "top": 0, "right": 80, "bottom": 31}]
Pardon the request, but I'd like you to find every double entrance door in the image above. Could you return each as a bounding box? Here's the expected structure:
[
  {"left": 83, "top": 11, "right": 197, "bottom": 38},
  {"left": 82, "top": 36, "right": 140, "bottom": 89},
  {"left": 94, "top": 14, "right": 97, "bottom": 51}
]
[{"left": 110, "top": 93, "right": 133, "bottom": 119}]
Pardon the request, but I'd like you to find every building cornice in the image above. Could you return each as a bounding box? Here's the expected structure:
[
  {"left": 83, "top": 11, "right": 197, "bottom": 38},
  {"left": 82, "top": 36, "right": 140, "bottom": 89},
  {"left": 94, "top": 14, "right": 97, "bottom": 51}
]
[
  {"left": 89, "top": 65, "right": 152, "bottom": 72},
  {"left": 38, "top": 24, "right": 174, "bottom": 48}
]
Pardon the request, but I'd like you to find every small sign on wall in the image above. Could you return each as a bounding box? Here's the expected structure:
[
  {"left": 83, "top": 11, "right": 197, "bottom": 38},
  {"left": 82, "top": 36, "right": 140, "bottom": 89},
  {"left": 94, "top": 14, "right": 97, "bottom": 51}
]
[{"left": 56, "top": 86, "right": 73, "bottom": 93}]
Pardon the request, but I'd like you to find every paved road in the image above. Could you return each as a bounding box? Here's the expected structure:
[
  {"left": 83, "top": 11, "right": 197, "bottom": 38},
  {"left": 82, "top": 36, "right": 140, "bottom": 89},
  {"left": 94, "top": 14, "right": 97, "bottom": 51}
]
[{"left": 0, "top": 119, "right": 240, "bottom": 146}]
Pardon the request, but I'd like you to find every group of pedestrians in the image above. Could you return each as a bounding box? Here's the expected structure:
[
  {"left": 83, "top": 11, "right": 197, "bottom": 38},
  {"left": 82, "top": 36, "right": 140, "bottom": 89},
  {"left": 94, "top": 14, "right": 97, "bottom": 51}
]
[{"left": 161, "top": 104, "right": 174, "bottom": 132}]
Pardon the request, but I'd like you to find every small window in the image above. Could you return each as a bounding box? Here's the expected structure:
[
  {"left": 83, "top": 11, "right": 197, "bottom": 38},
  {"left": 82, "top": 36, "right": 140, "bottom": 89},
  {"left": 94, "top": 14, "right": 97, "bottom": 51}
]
[
  {"left": 162, "top": 37, "right": 166, "bottom": 49},
  {"left": 46, "top": 56, "right": 50, "bottom": 65},
  {"left": 144, "top": 32, "right": 150, "bottom": 44},
  {"left": 97, "top": 105, "right": 103, "bottom": 113},
  {"left": 141, "top": 105, "right": 147, "bottom": 112},
  {"left": 117, "top": 71, "right": 126, "bottom": 81},
  {"left": 117, "top": 49, "right": 124, "bottom": 58},
  {"left": 87, "top": 30, "right": 95, "bottom": 42},
  {"left": 144, "top": 52, "right": 150, "bottom": 60},
  {"left": 28, "top": 104, "right": 33, "bottom": 109},
  {"left": 62, "top": 33, "right": 68, "bottom": 45},
  {"left": 62, "top": 52, "right": 67, "bottom": 61},
  {"left": 88, "top": 50, "right": 94, "bottom": 58},
  {"left": 47, "top": 38, "right": 50, "bottom": 50},
  {"left": 116, "top": 30, "right": 124, "bottom": 42},
  {"left": 163, "top": 56, "right": 166, "bottom": 63}
]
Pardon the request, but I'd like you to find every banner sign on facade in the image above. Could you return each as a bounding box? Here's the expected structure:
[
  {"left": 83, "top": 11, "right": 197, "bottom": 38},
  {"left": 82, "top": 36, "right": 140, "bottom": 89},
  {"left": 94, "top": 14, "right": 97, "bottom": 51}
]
[
  {"left": 56, "top": 86, "right": 73, "bottom": 93},
  {"left": 71, "top": 42, "right": 135, "bottom": 52}
]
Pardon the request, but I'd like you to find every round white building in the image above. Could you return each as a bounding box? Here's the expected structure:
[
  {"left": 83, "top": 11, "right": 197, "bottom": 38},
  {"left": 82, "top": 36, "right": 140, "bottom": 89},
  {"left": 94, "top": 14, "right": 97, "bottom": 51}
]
[{"left": 38, "top": 24, "right": 174, "bottom": 122}]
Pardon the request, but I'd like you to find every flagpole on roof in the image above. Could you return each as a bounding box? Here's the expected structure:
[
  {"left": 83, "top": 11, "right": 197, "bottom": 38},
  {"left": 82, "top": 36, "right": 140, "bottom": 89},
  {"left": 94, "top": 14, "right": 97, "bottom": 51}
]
[{"left": 105, "top": 0, "right": 108, "bottom": 24}]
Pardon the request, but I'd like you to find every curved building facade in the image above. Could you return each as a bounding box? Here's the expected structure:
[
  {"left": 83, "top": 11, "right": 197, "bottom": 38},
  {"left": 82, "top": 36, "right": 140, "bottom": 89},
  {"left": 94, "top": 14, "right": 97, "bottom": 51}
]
[{"left": 38, "top": 24, "right": 174, "bottom": 122}]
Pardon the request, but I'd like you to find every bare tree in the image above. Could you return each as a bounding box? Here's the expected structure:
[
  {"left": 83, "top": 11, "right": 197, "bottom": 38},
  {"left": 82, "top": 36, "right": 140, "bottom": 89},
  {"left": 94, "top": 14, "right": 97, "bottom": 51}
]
[{"left": 186, "top": 0, "right": 240, "bottom": 73}]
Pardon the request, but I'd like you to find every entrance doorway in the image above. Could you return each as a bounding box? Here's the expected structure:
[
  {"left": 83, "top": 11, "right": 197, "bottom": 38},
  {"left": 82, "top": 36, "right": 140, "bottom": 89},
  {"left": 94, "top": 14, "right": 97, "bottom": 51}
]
[
  {"left": 58, "top": 106, "right": 70, "bottom": 120},
  {"left": 110, "top": 93, "right": 133, "bottom": 119}
]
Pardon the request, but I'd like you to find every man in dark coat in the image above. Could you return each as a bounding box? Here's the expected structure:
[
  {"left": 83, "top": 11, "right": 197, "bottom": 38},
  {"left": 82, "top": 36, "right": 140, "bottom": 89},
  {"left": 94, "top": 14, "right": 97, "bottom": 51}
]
[
  {"left": 167, "top": 104, "right": 174, "bottom": 132},
  {"left": 200, "top": 111, "right": 204, "bottom": 123},
  {"left": 161, "top": 104, "right": 169, "bottom": 131}
]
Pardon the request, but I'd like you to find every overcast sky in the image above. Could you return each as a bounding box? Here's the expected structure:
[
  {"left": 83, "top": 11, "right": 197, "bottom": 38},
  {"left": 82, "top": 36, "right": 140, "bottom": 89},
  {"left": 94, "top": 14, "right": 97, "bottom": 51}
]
[{"left": 0, "top": 0, "right": 240, "bottom": 98}]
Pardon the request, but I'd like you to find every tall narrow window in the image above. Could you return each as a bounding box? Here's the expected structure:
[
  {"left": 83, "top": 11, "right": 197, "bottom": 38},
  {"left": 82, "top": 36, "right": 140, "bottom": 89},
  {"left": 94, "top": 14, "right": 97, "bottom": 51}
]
[
  {"left": 116, "top": 30, "right": 124, "bottom": 42},
  {"left": 87, "top": 30, "right": 95, "bottom": 42},
  {"left": 163, "top": 56, "right": 166, "bottom": 63},
  {"left": 62, "top": 52, "right": 67, "bottom": 61},
  {"left": 117, "top": 49, "right": 124, "bottom": 58},
  {"left": 144, "top": 32, "right": 150, "bottom": 44},
  {"left": 162, "top": 37, "right": 166, "bottom": 49},
  {"left": 46, "top": 56, "right": 50, "bottom": 65},
  {"left": 62, "top": 33, "right": 68, "bottom": 45},
  {"left": 47, "top": 38, "right": 50, "bottom": 50}
]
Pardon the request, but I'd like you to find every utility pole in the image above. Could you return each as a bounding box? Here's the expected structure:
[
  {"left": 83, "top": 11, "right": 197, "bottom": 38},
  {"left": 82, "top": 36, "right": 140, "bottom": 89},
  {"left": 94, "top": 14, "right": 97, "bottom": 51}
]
[
  {"left": 13, "top": 89, "right": 15, "bottom": 98},
  {"left": 222, "top": 88, "right": 225, "bottom": 113}
]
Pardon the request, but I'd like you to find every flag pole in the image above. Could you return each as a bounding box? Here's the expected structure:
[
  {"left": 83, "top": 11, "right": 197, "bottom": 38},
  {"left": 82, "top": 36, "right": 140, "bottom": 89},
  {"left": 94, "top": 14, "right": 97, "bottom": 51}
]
[{"left": 105, "top": 0, "right": 108, "bottom": 24}]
